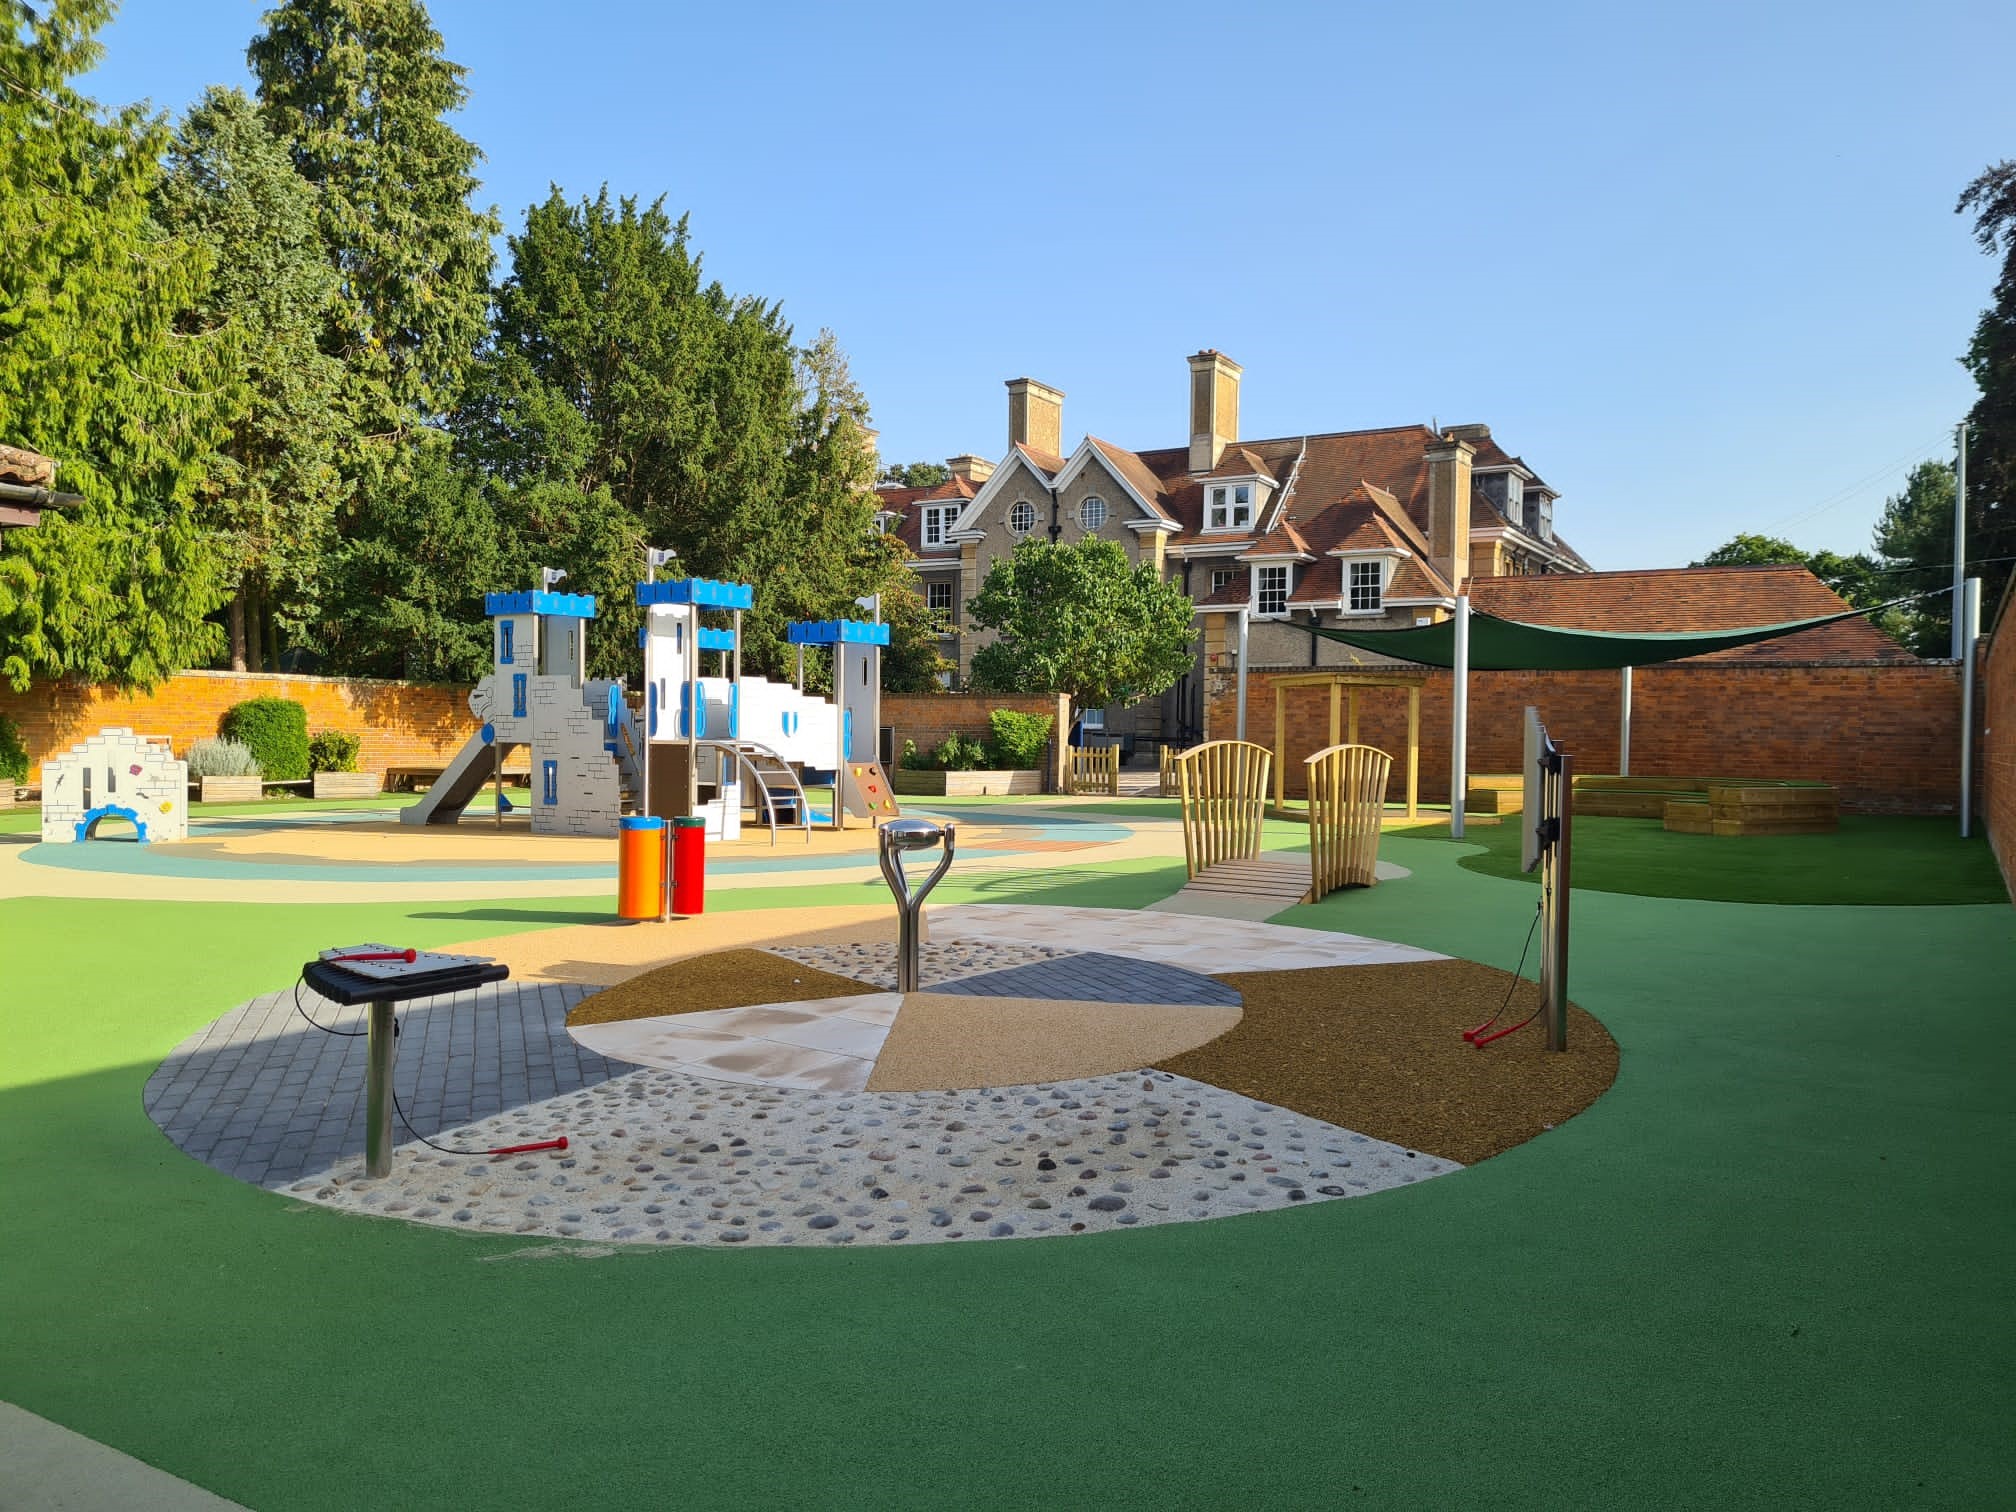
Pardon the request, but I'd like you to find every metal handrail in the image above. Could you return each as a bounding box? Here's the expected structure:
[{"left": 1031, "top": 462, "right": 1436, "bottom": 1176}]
[{"left": 695, "top": 738, "right": 814, "bottom": 846}]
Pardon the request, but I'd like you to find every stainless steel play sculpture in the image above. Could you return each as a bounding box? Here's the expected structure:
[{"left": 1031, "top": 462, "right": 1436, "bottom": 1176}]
[{"left": 877, "top": 818, "right": 956, "bottom": 992}]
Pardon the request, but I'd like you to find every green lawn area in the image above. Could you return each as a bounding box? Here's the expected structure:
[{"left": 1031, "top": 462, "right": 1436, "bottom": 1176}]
[
  {"left": 1424, "top": 812, "right": 2005, "bottom": 906},
  {"left": 2, "top": 810, "right": 2012, "bottom": 1508}
]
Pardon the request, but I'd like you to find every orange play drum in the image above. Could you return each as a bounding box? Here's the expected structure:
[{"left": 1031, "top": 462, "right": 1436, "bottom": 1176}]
[{"left": 616, "top": 816, "right": 667, "bottom": 919}]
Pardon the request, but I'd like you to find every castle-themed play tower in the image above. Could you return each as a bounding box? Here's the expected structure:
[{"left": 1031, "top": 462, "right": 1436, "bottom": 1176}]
[{"left": 403, "top": 569, "right": 899, "bottom": 839}]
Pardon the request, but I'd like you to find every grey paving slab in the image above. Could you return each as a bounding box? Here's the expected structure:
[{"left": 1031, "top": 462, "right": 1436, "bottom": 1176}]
[
  {"left": 142, "top": 980, "right": 618, "bottom": 1189},
  {"left": 932, "top": 951, "right": 1242, "bottom": 1008}
]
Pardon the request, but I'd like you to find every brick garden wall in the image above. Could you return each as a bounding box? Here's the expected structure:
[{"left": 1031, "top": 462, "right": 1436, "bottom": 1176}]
[
  {"left": 1982, "top": 607, "right": 2015, "bottom": 901},
  {"left": 0, "top": 670, "right": 476, "bottom": 781},
  {"left": 882, "top": 692, "right": 1071, "bottom": 787},
  {"left": 1206, "top": 661, "right": 1967, "bottom": 814}
]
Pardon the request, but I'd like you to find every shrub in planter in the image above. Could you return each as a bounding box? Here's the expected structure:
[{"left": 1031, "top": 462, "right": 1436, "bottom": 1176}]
[
  {"left": 186, "top": 738, "right": 262, "bottom": 780},
  {"left": 308, "top": 730, "right": 362, "bottom": 774},
  {"left": 985, "top": 709, "right": 1052, "bottom": 770},
  {"left": 0, "top": 714, "right": 27, "bottom": 786},
  {"left": 220, "top": 698, "right": 308, "bottom": 781},
  {"left": 898, "top": 738, "right": 928, "bottom": 771},
  {"left": 930, "top": 733, "right": 989, "bottom": 771}
]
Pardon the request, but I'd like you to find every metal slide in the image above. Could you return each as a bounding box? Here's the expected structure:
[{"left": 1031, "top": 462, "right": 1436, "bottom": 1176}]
[{"left": 398, "top": 732, "right": 519, "bottom": 825}]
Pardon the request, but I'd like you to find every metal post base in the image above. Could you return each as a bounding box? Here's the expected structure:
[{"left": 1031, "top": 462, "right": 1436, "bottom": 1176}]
[
  {"left": 878, "top": 820, "right": 957, "bottom": 993},
  {"left": 366, "top": 999, "right": 395, "bottom": 1177}
]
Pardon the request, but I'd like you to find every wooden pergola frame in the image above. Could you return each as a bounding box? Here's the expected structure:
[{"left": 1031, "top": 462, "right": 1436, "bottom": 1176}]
[{"left": 1269, "top": 669, "right": 1426, "bottom": 819}]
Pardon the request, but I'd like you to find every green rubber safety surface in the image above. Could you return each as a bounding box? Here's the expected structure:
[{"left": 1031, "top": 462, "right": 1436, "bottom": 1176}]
[{"left": 2, "top": 833, "right": 2013, "bottom": 1510}]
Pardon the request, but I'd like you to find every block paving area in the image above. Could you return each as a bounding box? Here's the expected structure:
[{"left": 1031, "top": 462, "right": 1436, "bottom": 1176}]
[{"left": 143, "top": 981, "right": 616, "bottom": 1189}]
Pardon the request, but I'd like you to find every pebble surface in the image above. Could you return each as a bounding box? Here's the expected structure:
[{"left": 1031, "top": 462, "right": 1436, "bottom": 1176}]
[{"left": 286, "top": 1067, "right": 1458, "bottom": 1248}]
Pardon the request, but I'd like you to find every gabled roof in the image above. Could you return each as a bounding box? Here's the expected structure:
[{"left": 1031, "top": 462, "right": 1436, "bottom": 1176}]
[
  {"left": 1204, "top": 445, "right": 1277, "bottom": 482},
  {"left": 1467, "top": 565, "right": 1913, "bottom": 662},
  {"left": 875, "top": 475, "right": 977, "bottom": 554}
]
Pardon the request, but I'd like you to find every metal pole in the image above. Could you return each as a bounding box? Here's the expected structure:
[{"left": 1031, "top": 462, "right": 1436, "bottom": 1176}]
[
  {"left": 1619, "top": 665, "right": 1633, "bottom": 777},
  {"left": 1960, "top": 576, "right": 1982, "bottom": 837},
  {"left": 1235, "top": 610, "right": 1249, "bottom": 742},
  {"left": 1547, "top": 750, "right": 1572, "bottom": 1052},
  {"left": 686, "top": 606, "right": 699, "bottom": 819},
  {"left": 493, "top": 738, "right": 503, "bottom": 828},
  {"left": 1450, "top": 594, "right": 1470, "bottom": 838},
  {"left": 365, "top": 999, "right": 395, "bottom": 1177},
  {"left": 1952, "top": 423, "right": 1968, "bottom": 661}
]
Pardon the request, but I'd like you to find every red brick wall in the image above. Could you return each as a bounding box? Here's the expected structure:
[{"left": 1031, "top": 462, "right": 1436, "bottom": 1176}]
[
  {"left": 1983, "top": 617, "right": 2015, "bottom": 902},
  {"left": 1207, "top": 661, "right": 1966, "bottom": 813},
  {"left": 883, "top": 692, "right": 1070, "bottom": 786},
  {"left": 1, "top": 670, "right": 477, "bottom": 780}
]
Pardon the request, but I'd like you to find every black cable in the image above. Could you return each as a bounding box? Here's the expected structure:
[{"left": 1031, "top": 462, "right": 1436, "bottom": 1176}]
[
  {"left": 1465, "top": 893, "right": 1544, "bottom": 1044},
  {"left": 292, "top": 970, "right": 366, "bottom": 1037}
]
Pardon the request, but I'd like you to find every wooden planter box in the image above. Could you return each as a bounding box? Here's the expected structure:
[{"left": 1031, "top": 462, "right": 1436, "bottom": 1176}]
[
  {"left": 313, "top": 771, "right": 383, "bottom": 800},
  {"left": 0, "top": 784, "right": 13, "bottom": 810},
  {"left": 199, "top": 776, "right": 264, "bottom": 803},
  {"left": 892, "top": 768, "right": 1043, "bottom": 797}
]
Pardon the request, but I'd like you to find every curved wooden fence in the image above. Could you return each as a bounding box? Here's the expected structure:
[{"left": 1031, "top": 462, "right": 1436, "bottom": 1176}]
[
  {"left": 1305, "top": 742, "right": 1393, "bottom": 900},
  {"left": 1172, "top": 739, "right": 1272, "bottom": 879}
]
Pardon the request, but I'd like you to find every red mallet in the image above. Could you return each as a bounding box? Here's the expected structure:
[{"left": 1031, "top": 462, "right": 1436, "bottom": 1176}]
[
  {"left": 489, "top": 1137, "right": 569, "bottom": 1156},
  {"left": 332, "top": 949, "right": 419, "bottom": 964}
]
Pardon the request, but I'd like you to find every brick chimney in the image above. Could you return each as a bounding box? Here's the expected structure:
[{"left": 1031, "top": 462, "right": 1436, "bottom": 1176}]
[
  {"left": 1187, "top": 349, "right": 1242, "bottom": 472},
  {"left": 1005, "top": 378, "right": 1064, "bottom": 457},
  {"left": 945, "top": 454, "right": 995, "bottom": 485},
  {"left": 1425, "top": 433, "right": 1476, "bottom": 594}
]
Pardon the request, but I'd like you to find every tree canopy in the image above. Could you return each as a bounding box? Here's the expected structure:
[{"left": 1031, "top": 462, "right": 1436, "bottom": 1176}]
[
  {"left": 0, "top": 0, "right": 234, "bottom": 691},
  {"left": 1957, "top": 161, "right": 2016, "bottom": 629},
  {"left": 966, "top": 538, "right": 1196, "bottom": 720}
]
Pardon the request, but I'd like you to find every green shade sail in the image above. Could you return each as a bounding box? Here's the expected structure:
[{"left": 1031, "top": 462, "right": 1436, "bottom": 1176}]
[{"left": 1301, "top": 604, "right": 1883, "bottom": 670}]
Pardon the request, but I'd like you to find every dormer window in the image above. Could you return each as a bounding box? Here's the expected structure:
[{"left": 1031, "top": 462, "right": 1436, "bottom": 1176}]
[
  {"left": 1207, "top": 484, "right": 1253, "bottom": 531},
  {"left": 921, "top": 504, "right": 959, "bottom": 547},
  {"left": 1347, "top": 559, "right": 1383, "bottom": 612},
  {"left": 1256, "top": 564, "right": 1289, "bottom": 616}
]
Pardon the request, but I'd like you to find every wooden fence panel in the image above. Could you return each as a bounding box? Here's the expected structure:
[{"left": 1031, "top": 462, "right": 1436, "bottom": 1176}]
[
  {"left": 1065, "top": 744, "right": 1120, "bottom": 796},
  {"left": 1305, "top": 743, "right": 1393, "bottom": 900},
  {"left": 1173, "top": 740, "right": 1273, "bottom": 878}
]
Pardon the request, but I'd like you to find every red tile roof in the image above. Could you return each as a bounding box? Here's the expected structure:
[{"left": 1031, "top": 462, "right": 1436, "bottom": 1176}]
[
  {"left": 876, "top": 475, "right": 976, "bottom": 554},
  {"left": 1468, "top": 565, "right": 1913, "bottom": 662}
]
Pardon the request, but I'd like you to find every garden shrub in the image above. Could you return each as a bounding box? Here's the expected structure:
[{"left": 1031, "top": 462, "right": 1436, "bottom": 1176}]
[
  {"left": 898, "top": 738, "right": 928, "bottom": 771},
  {"left": 186, "top": 738, "right": 262, "bottom": 780},
  {"left": 929, "top": 733, "right": 988, "bottom": 771},
  {"left": 0, "top": 715, "right": 27, "bottom": 785},
  {"left": 219, "top": 698, "right": 308, "bottom": 781},
  {"left": 985, "top": 709, "right": 1052, "bottom": 770},
  {"left": 308, "top": 730, "right": 362, "bottom": 773}
]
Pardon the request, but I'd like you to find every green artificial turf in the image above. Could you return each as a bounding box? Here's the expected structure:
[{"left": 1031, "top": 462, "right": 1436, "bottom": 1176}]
[
  {"left": 2, "top": 838, "right": 2014, "bottom": 1509},
  {"left": 1424, "top": 812, "right": 2007, "bottom": 906}
]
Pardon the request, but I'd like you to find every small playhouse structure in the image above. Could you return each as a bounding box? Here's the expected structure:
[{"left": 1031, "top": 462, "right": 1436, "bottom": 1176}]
[
  {"left": 401, "top": 572, "right": 899, "bottom": 840},
  {"left": 39, "top": 728, "right": 189, "bottom": 844}
]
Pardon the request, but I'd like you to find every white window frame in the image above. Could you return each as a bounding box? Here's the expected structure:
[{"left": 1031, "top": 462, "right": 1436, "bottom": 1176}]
[
  {"left": 925, "top": 580, "right": 954, "bottom": 618},
  {"left": 1347, "top": 559, "right": 1383, "bottom": 614},
  {"left": 1078, "top": 495, "right": 1109, "bottom": 532},
  {"left": 1205, "top": 483, "right": 1255, "bottom": 533},
  {"left": 1210, "top": 566, "right": 1237, "bottom": 596},
  {"left": 1255, "top": 563, "right": 1290, "bottom": 617},
  {"left": 1008, "top": 500, "right": 1036, "bottom": 536},
  {"left": 921, "top": 504, "right": 957, "bottom": 548}
]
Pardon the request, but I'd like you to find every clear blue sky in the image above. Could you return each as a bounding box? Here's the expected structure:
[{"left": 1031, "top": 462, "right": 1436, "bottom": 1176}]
[{"left": 83, "top": 0, "right": 2013, "bottom": 571}]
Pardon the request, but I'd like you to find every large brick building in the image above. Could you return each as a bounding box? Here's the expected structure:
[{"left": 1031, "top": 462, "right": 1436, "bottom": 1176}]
[{"left": 878, "top": 349, "right": 1590, "bottom": 744}]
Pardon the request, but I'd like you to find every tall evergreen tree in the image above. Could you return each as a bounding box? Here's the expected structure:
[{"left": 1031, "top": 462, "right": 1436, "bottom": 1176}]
[
  {"left": 459, "top": 188, "right": 889, "bottom": 679},
  {"left": 0, "top": 0, "right": 234, "bottom": 692},
  {"left": 248, "top": 0, "right": 498, "bottom": 446},
  {"left": 1957, "top": 162, "right": 2016, "bottom": 628},
  {"left": 156, "top": 85, "right": 349, "bottom": 670},
  {"left": 1871, "top": 461, "right": 1958, "bottom": 656}
]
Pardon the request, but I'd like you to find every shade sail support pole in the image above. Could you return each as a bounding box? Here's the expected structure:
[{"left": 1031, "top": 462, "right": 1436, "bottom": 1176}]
[
  {"left": 1619, "top": 664, "right": 1633, "bottom": 776},
  {"left": 1450, "top": 594, "right": 1469, "bottom": 838},
  {"left": 1960, "top": 576, "right": 1981, "bottom": 838},
  {"left": 1235, "top": 609, "right": 1249, "bottom": 742}
]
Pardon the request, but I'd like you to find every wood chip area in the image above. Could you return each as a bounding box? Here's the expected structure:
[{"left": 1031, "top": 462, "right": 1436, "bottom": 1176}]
[
  {"left": 1160, "top": 960, "right": 1618, "bottom": 1166},
  {"left": 564, "top": 949, "right": 877, "bottom": 1027}
]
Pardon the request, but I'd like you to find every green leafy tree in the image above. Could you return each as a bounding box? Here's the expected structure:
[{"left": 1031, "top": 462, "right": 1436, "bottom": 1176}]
[
  {"left": 878, "top": 575, "right": 953, "bottom": 693},
  {"left": 1871, "top": 461, "right": 1958, "bottom": 656},
  {"left": 314, "top": 441, "right": 509, "bottom": 680},
  {"left": 156, "top": 85, "right": 349, "bottom": 671},
  {"left": 458, "top": 188, "right": 891, "bottom": 678},
  {"left": 880, "top": 461, "right": 950, "bottom": 487},
  {"left": 1957, "top": 162, "right": 2016, "bottom": 633},
  {"left": 248, "top": 0, "right": 499, "bottom": 447},
  {"left": 0, "top": 0, "right": 234, "bottom": 692},
  {"left": 966, "top": 537, "right": 1196, "bottom": 733}
]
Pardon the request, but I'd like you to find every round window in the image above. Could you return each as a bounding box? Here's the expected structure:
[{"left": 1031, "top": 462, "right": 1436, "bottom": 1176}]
[
  {"left": 1079, "top": 496, "right": 1109, "bottom": 531},
  {"left": 1008, "top": 501, "right": 1036, "bottom": 536}
]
